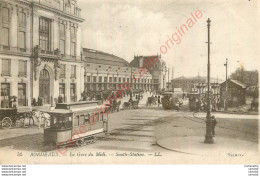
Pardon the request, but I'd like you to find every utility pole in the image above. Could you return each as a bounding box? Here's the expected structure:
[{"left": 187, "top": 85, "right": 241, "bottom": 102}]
[
  {"left": 130, "top": 66, "right": 133, "bottom": 101},
  {"left": 168, "top": 67, "right": 170, "bottom": 91},
  {"left": 204, "top": 18, "right": 214, "bottom": 144},
  {"left": 224, "top": 58, "right": 228, "bottom": 110}
]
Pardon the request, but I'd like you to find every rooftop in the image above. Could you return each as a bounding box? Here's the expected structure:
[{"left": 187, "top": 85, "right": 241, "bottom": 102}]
[{"left": 82, "top": 48, "right": 129, "bottom": 67}]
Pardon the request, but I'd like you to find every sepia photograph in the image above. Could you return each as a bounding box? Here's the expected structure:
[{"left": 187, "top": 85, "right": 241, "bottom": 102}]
[{"left": 0, "top": 0, "right": 259, "bottom": 165}]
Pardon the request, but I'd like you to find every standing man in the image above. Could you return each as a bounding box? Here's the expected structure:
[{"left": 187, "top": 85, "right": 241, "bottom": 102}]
[{"left": 212, "top": 115, "right": 217, "bottom": 137}]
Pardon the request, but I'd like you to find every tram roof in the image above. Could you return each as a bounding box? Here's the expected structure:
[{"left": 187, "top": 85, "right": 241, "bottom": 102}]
[{"left": 42, "top": 101, "right": 105, "bottom": 114}]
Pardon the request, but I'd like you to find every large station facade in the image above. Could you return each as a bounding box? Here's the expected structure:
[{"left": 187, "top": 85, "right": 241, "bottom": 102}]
[{"left": 0, "top": 0, "right": 166, "bottom": 108}]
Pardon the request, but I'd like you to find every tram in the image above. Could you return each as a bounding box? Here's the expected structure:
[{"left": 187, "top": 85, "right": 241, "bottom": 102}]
[{"left": 42, "top": 101, "right": 108, "bottom": 146}]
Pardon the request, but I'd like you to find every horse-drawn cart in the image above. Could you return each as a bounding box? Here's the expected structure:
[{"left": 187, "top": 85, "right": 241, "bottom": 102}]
[
  {"left": 122, "top": 99, "right": 139, "bottom": 110},
  {"left": 146, "top": 96, "right": 157, "bottom": 106},
  {"left": 0, "top": 108, "right": 30, "bottom": 129}
]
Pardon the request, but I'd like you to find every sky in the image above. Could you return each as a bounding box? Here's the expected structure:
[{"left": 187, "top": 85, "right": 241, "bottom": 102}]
[{"left": 78, "top": 0, "right": 259, "bottom": 80}]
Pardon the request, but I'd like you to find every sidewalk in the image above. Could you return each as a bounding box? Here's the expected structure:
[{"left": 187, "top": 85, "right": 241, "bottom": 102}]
[{"left": 157, "top": 136, "right": 258, "bottom": 155}]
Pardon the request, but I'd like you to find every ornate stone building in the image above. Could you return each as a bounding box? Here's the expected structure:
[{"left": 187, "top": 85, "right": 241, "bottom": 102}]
[
  {"left": 82, "top": 48, "right": 153, "bottom": 92},
  {"left": 130, "top": 55, "right": 167, "bottom": 91},
  {"left": 0, "top": 0, "right": 85, "bottom": 108}
]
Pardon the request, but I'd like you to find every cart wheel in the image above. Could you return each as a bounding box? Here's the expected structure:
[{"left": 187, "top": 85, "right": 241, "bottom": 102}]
[
  {"left": 2, "top": 117, "right": 12, "bottom": 129},
  {"left": 19, "top": 118, "right": 25, "bottom": 127}
]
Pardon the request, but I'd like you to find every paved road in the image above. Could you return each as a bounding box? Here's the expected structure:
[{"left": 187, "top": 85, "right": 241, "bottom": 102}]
[{"left": 0, "top": 107, "right": 258, "bottom": 154}]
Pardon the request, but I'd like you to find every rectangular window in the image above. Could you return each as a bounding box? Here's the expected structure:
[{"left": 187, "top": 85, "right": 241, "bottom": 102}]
[
  {"left": 39, "top": 18, "right": 51, "bottom": 51},
  {"left": 127, "top": 78, "right": 130, "bottom": 82},
  {"left": 60, "top": 23, "right": 65, "bottom": 36},
  {"left": 2, "top": 7, "right": 10, "bottom": 23},
  {"left": 59, "top": 83, "right": 65, "bottom": 103},
  {"left": 65, "top": 4, "right": 70, "bottom": 13},
  {"left": 71, "top": 42, "right": 76, "bottom": 56},
  {"left": 123, "top": 78, "right": 126, "bottom": 82},
  {"left": 99, "top": 76, "right": 102, "bottom": 82},
  {"left": 1, "top": 83, "right": 10, "bottom": 108},
  {"left": 19, "top": 31, "right": 26, "bottom": 49},
  {"left": 60, "top": 0, "right": 64, "bottom": 11},
  {"left": 19, "top": 12, "right": 26, "bottom": 26},
  {"left": 87, "top": 76, "right": 91, "bottom": 82},
  {"left": 109, "top": 77, "right": 112, "bottom": 82},
  {"left": 2, "top": 59, "right": 11, "bottom": 76},
  {"left": 71, "top": 65, "right": 76, "bottom": 78},
  {"left": 93, "top": 76, "right": 97, "bottom": 82},
  {"left": 71, "top": 4, "right": 75, "bottom": 15},
  {"left": 70, "top": 83, "right": 76, "bottom": 102},
  {"left": 104, "top": 77, "right": 107, "bottom": 82},
  {"left": 114, "top": 77, "right": 117, "bottom": 82},
  {"left": 119, "top": 78, "right": 121, "bottom": 83},
  {"left": 18, "top": 60, "right": 27, "bottom": 77},
  {"left": 2, "top": 28, "right": 9, "bottom": 46},
  {"left": 60, "top": 64, "right": 65, "bottom": 78},
  {"left": 71, "top": 26, "right": 76, "bottom": 38},
  {"left": 60, "top": 39, "right": 65, "bottom": 54}
]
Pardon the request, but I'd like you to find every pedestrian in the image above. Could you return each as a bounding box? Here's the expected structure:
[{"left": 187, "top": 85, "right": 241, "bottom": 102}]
[
  {"left": 158, "top": 96, "right": 161, "bottom": 107},
  {"left": 217, "top": 98, "right": 221, "bottom": 111},
  {"left": 211, "top": 115, "right": 217, "bottom": 137}
]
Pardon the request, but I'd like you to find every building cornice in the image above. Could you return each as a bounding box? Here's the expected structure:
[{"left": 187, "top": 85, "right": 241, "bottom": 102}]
[{"left": 32, "top": 2, "right": 84, "bottom": 23}]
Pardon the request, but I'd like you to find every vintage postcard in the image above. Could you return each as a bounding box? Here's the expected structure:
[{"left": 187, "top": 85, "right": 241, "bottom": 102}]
[{"left": 0, "top": 0, "right": 259, "bottom": 164}]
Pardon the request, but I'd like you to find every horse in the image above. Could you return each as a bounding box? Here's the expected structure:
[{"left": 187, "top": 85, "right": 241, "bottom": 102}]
[{"left": 31, "top": 110, "right": 50, "bottom": 129}]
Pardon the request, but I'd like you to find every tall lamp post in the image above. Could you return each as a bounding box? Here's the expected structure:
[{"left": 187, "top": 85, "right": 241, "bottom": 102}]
[
  {"left": 130, "top": 66, "right": 133, "bottom": 101},
  {"left": 204, "top": 18, "right": 214, "bottom": 144},
  {"left": 224, "top": 58, "right": 228, "bottom": 110}
]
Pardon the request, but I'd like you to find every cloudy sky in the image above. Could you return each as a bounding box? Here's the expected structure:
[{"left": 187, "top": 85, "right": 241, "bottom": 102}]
[{"left": 78, "top": 0, "right": 259, "bottom": 80}]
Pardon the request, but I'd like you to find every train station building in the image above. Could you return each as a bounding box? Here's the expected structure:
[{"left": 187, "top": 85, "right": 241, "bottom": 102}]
[{"left": 0, "top": 0, "right": 166, "bottom": 109}]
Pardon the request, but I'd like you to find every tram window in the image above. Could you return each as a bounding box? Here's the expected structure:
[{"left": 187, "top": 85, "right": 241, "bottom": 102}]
[
  {"left": 89, "top": 113, "right": 95, "bottom": 124},
  {"left": 85, "top": 114, "right": 90, "bottom": 125},
  {"left": 79, "top": 115, "right": 84, "bottom": 126},
  {"left": 58, "top": 116, "right": 66, "bottom": 129},
  {"left": 51, "top": 116, "right": 58, "bottom": 128},
  {"left": 94, "top": 112, "right": 99, "bottom": 121},
  {"left": 73, "top": 115, "right": 79, "bottom": 127},
  {"left": 65, "top": 116, "right": 72, "bottom": 128},
  {"left": 100, "top": 112, "right": 103, "bottom": 121}
]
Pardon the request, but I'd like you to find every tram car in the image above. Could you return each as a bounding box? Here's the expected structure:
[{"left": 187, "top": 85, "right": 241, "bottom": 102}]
[
  {"left": 161, "top": 92, "right": 183, "bottom": 110},
  {"left": 42, "top": 101, "right": 108, "bottom": 146},
  {"left": 187, "top": 93, "right": 202, "bottom": 111}
]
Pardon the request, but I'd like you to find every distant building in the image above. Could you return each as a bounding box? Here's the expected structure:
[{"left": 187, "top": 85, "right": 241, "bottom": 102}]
[
  {"left": 82, "top": 48, "right": 153, "bottom": 92},
  {"left": 220, "top": 79, "right": 246, "bottom": 107},
  {"left": 130, "top": 55, "right": 167, "bottom": 91},
  {"left": 171, "top": 76, "right": 222, "bottom": 93}
]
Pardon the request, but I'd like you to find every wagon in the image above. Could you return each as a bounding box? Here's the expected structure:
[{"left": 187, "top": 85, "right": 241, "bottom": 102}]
[{"left": 122, "top": 101, "right": 132, "bottom": 110}]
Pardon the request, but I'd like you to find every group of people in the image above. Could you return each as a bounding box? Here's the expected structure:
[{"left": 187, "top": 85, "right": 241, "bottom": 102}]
[{"left": 189, "top": 96, "right": 221, "bottom": 112}]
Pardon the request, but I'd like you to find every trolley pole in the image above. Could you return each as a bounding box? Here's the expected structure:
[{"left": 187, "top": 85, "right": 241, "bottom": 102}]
[{"left": 204, "top": 18, "right": 214, "bottom": 144}]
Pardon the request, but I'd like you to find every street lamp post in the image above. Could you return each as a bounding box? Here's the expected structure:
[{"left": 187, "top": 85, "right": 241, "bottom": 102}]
[
  {"left": 130, "top": 66, "right": 133, "bottom": 101},
  {"left": 204, "top": 18, "right": 214, "bottom": 144},
  {"left": 224, "top": 58, "right": 228, "bottom": 110}
]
